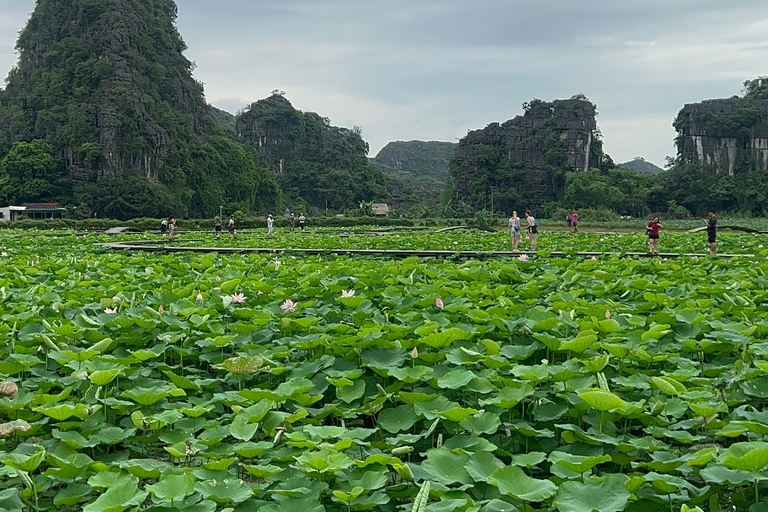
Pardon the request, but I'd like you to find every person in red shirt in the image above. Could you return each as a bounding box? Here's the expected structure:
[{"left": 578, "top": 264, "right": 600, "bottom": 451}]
[{"left": 646, "top": 216, "right": 662, "bottom": 254}]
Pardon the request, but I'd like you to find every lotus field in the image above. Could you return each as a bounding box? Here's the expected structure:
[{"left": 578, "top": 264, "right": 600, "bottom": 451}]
[{"left": 2, "top": 230, "right": 768, "bottom": 512}]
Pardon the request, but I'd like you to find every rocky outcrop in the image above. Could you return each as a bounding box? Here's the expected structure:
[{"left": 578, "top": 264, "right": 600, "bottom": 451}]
[
  {"left": 0, "top": 0, "right": 216, "bottom": 183},
  {"left": 449, "top": 98, "right": 609, "bottom": 212},
  {"left": 675, "top": 97, "right": 768, "bottom": 176},
  {"left": 235, "top": 94, "right": 387, "bottom": 209},
  {"left": 371, "top": 141, "right": 456, "bottom": 206}
]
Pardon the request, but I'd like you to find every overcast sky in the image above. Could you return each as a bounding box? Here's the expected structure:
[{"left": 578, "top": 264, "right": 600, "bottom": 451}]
[{"left": 2, "top": 1, "right": 768, "bottom": 166}]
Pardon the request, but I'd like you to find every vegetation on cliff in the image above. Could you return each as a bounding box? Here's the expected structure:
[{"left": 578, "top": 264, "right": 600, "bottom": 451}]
[
  {"left": 235, "top": 93, "right": 387, "bottom": 210},
  {"left": 0, "top": 0, "right": 279, "bottom": 219},
  {"left": 371, "top": 141, "right": 456, "bottom": 208},
  {"left": 618, "top": 157, "right": 664, "bottom": 175},
  {"left": 447, "top": 97, "right": 612, "bottom": 213}
]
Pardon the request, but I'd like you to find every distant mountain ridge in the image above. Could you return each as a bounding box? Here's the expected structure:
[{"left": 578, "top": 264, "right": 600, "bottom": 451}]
[
  {"left": 618, "top": 157, "right": 664, "bottom": 174},
  {"left": 370, "top": 140, "right": 456, "bottom": 207}
]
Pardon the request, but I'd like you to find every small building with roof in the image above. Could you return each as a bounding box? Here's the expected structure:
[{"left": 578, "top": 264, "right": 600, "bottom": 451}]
[{"left": 0, "top": 203, "right": 66, "bottom": 222}]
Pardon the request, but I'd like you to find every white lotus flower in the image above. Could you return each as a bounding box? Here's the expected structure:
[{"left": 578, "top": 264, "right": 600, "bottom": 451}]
[{"left": 341, "top": 289, "right": 356, "bottom": 298}]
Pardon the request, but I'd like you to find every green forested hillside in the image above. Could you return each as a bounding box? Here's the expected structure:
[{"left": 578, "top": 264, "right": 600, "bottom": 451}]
[
  {"left": 235, "top": 93, "right": 388, "bottom": 210},
  {"left": 618, "top": 157, "right": 664, "bottom": 174},
  {"left": 371, "top": 140, "right": 455, "bottom": 207},
  {"left": 0, "top": 0, "right": 279, "bottom": 219},
  {"left": 211, "top": 106, "right": 236, "bottom": 132}
]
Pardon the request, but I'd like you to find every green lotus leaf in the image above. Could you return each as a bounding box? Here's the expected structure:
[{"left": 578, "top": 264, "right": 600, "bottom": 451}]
[
  {"left": 146, "top": 470, "right": 195, "bottom": 501},
  {"left": 118, "top": 459, "right": 171, "bottom": 479},
  {"left": 510, "top": 452, "right": 547, "bottom": 468},
  {"left": 387, "top": 366, "right": 433, "bottom": 383},
  {"left": 479, "top": 383, "right": 535, "bottom": 408},
  {"left": 720, "top": 442, "right": 768, "bottom": 472},
  {"left": 260, "top": 497, "right": 326, "bottom": 512},
  {"left": 488, "top": 465, "right": 557, "bottom": 502},
  {"left": 652, "top": 376, "right": 687, "bottom": 396},
  {"left": 466, "top": 451, "right": 505, "bottom": 483},
  {"left": 89, "top": 369, "right": 121, "bottom": 386},
  {"left": 378, "top": 405, "right": 417, "bottom": 433},
  {"left": 548, "top": 452, "right": 612, "bottom": 474},
  {"left": 361, "top": 348, "right": 407, "bottom": 370},
  {"left": 438, "top": 406, "right": 479, "bottom": 422},
  {"left": 294, "top": 450, "right": 354, "bottom": 474},
  {"left": 121, "top": 386, "right": 171, "bottom": 405},
  {"left": 194, "top": 479, "right": 253, "bottom": 504},
  {"left": 421, "top": 449, "right": 472, "bottom": 486},
  {"left": 578, "top": 389, "right": 626, "bottom": 411},
  {"left": 0, "top": 488, "right": 24, "bottom": 512},
  {"left": 459, "top": 411, "right": 501, "bottom": 435},
  {"left": 437, "top": 369, "right": 477, "bottom": 389},
  {"left": 241, "top": 463, "right": 284, "bottom": 478},
  {"left": 337, "top": 379, "right": 366, "bottom": 403},
  {"left": 82, "top": 478, "right": 148, "bottom": 512},
  {"left": 232, "top": 441, "right": 273, "bottom": 458},
  {"left": 2, "top": 444, "right": 46, "bottom": 472},
  {"left": 229, "top": 414, "right": 259, "bottom": 442},
  {"left": 54, "top": 484, "right": 92, "bottom": 507},
  {"left": 554, "top": 474, "right": 630, "bottom": 512}
]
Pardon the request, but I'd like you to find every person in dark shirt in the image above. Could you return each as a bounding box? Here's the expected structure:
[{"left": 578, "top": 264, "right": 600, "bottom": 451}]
[
  {"left": 214, "top": 214, "right": 222, "bottom": 239},
  {"left": 646, "top": 217, "right": 662, "bottom": 254},
  {"left": 704, "top": 211, "right": 717, "bottom": 255}
]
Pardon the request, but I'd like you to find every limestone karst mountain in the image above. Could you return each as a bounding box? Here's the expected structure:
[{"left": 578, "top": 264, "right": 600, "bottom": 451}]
[
  {"left": 447, "top": 97, "right": 612, "bottom": 212},
  {"left": 235, "top": 93, "right": 387, "bottom": 210},
  {"left": 0, "top": 0, "right": 278, "bottom": 218}
]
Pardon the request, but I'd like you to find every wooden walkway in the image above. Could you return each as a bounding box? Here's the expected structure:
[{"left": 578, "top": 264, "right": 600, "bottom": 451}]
[{"left": 104, "top": 241, "right": 753, "bottom": 259}]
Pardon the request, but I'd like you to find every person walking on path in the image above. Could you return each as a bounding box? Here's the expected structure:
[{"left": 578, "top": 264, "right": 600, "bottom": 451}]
[
  {"left": 214, "top": 214, "right": 222, "bottom": 239},
  {"left": 646, "top": 216, "right": 662, "bottom": 254},
  {"left": 299, "top": 213, "right": 306, "bottom": 232},
  {"left": 290, "top": 213, "right": 295, "bottom": 231},
  {"left": 509, "top": 211, "right": 522, "bottom": 252},
  {"left": 704, "top": 211, "right": 717, "bottom": 255},
  {"left": 525, "top": 210, "right": 538, "bottom": 251},
  {"left": 160, "top": 218, "right": 168, "bottom": 237},
  {"left": 571, "top": 210, "right": 579, "bottom": 232},
  {"left": 566, "top": 213, "right": 572, "bottom": 229},
  {"left": 168, "top": 217, "right": 176, "bottom": 240},
  {"left": 267, "top": 214, "right": 274, "bottom": 236},
  {"left": 228, "top": 216, "right": 236, "bottom": 238}
]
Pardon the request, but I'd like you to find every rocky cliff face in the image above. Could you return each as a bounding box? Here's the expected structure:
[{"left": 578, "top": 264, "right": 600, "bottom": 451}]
[
  {"left": 675, "top": 97, "right": 768, "bottom": 176},
  {"left": 0, "top": 0, "right": 215, "bottom": 183},
  {"left": 235, "top": 94, "right": 387, "bottom": 209},
  {"left": 449, "top": 98, "right": 609, "bottom": 212}
]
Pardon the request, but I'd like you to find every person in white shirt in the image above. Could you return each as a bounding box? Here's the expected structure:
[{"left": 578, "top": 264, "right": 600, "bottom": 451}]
[
  {"left": 267, "top": 214, "right": 274, "bottom": 236},
  {"left": 228, "top": 216, "right": 236, "bottom": 238},
  {"left": 509, "top": 211, "right": 522, "bottom": 251},
  {"left": 299, "top": 214, "right": 306, "bottom": 232}
]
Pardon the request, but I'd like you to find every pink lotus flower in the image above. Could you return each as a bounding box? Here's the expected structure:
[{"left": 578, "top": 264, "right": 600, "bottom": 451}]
[
  {"left": 435, "top": 297, "right": 444, "bottom": 310},
  {"left": 411, "top": 346, "right": 419, "bottom": 359},
  {"left": 215, "top": 275, "right": 221, "bottom": 282},
  {"left": 196, "top": 293, "right": 203, "bottom": 301},
  {"left": 605, "top": 310, "right": 611, "bottom": 319},
  {"left": 34, "top": 259, "right": 40, "bottom": 265},
  {"left": 518, "top": 254, "right": 528, "bottom": 262},
  {"left": 281, "top": 299, "right": 296, "bottom": 313},
  {"left": 104, "top": 307, "right": 117, "bottom": 314},
  {"left": 230, "top": 293, "right": 247, "bottom": 304},
  {"left": 158, "top": 305, "right": 164, "bottom": 314},
  {"left": 341, "top": 289, "right": 355, "bottom": 298}
]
